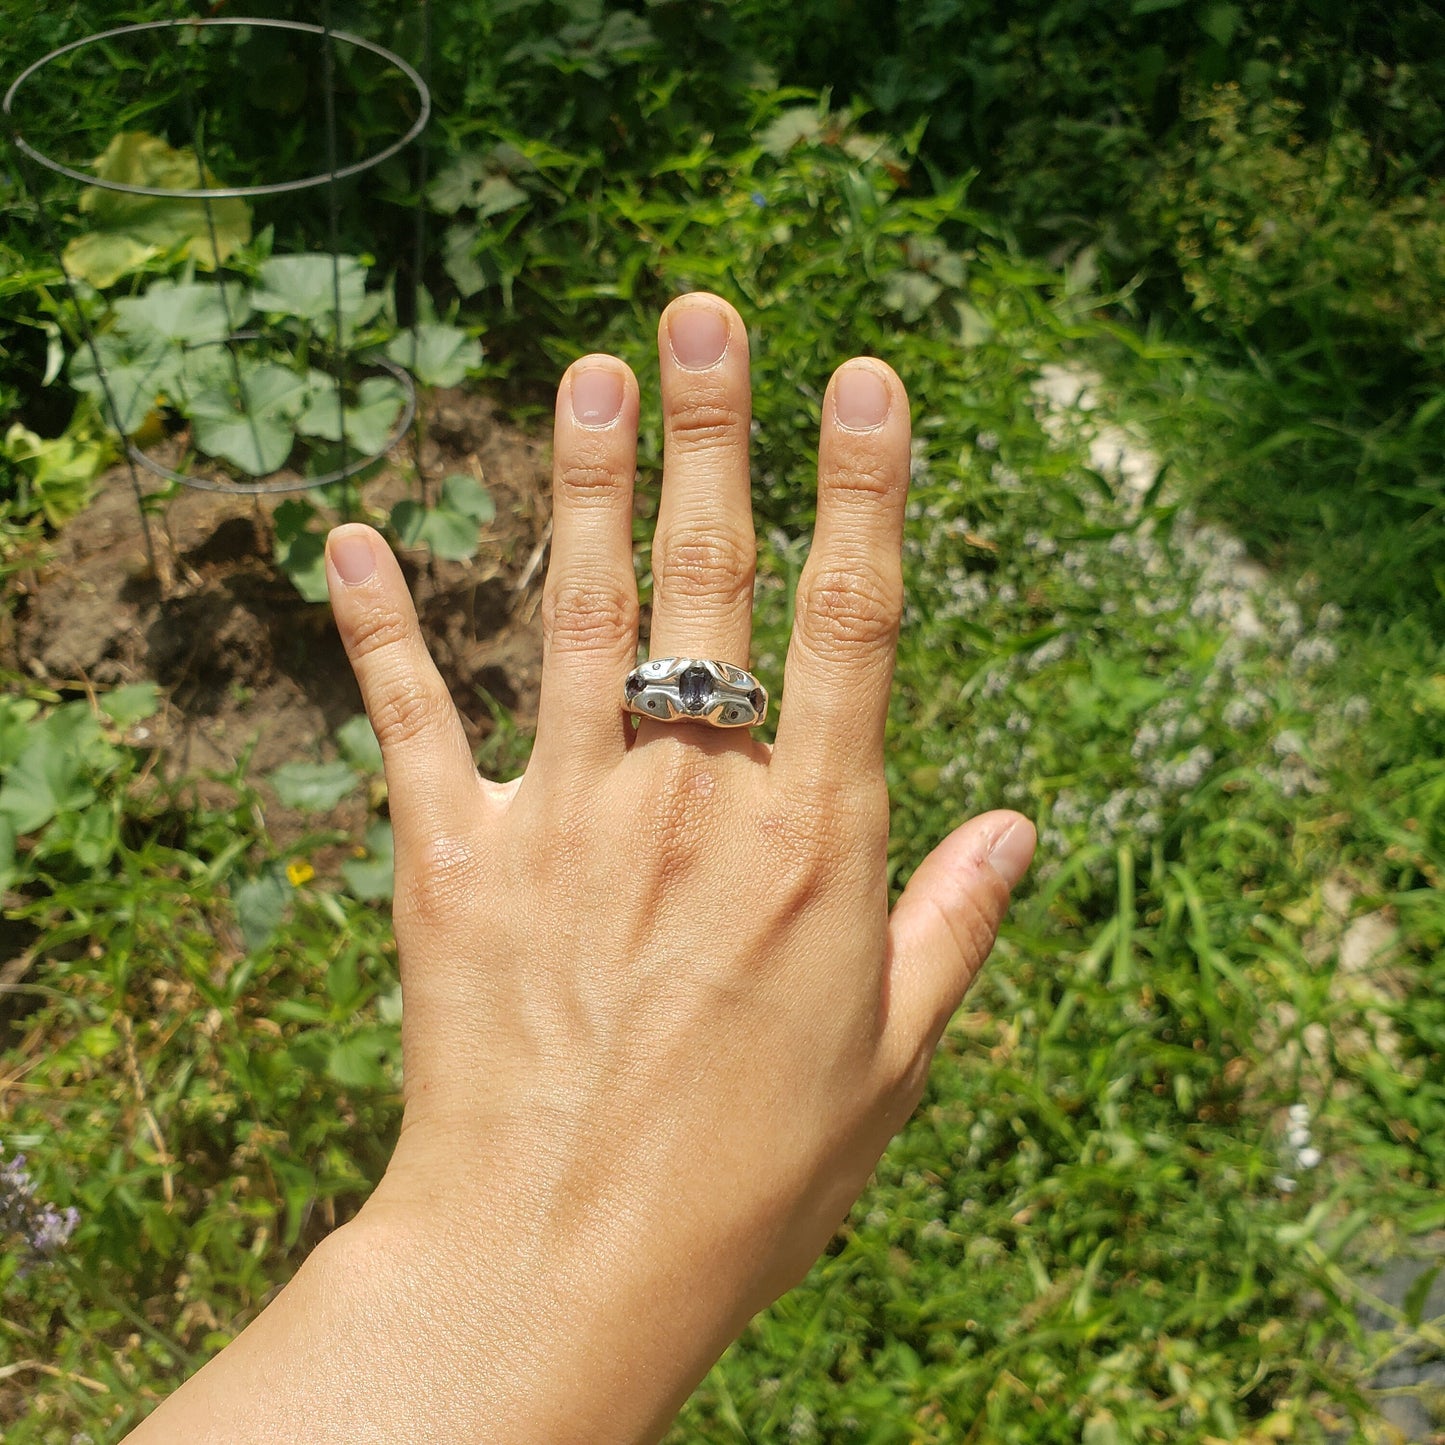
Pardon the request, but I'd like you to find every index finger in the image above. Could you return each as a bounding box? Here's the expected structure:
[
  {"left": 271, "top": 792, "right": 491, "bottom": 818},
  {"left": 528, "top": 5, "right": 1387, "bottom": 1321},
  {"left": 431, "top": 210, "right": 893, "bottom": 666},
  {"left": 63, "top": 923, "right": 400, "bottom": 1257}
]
[{"left": 772, "top": 358, "right": 911, "bottom": 777}]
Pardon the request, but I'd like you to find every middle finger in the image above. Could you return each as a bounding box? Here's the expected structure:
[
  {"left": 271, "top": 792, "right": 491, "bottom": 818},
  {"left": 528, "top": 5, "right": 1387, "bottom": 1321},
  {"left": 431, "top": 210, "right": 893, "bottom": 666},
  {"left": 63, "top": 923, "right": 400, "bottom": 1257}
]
[{"left": 646, "top": 293, "right": 757, "bottom": 669}]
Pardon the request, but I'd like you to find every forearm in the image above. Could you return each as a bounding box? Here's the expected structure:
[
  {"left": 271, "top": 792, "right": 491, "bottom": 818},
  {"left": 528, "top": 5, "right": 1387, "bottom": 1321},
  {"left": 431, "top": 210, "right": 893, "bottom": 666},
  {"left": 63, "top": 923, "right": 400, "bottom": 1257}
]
[{"left": 123, "top": 1173, "right": 735, "bottom": 1445}]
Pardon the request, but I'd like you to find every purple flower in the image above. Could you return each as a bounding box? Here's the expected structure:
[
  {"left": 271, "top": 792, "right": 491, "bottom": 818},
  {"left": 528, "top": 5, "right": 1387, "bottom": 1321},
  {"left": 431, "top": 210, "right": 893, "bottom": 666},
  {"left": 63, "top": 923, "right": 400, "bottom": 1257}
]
[{"left": 1, "top": 1143, "right": 79, "bottom": 1263}]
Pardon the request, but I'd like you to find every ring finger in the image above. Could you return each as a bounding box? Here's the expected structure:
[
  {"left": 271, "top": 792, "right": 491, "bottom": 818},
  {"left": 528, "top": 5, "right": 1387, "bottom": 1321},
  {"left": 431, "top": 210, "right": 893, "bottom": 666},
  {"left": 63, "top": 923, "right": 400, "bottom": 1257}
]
[{"left": 645, "top": 293, "right": 757, "bottom": 670}]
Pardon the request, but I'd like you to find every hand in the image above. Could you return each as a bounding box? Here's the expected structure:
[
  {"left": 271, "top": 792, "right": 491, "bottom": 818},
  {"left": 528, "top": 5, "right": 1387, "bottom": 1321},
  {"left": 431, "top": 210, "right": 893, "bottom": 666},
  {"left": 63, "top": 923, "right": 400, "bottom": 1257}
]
[{"left": 130, "top": 293, "right": 1034, "bottom": 1444}]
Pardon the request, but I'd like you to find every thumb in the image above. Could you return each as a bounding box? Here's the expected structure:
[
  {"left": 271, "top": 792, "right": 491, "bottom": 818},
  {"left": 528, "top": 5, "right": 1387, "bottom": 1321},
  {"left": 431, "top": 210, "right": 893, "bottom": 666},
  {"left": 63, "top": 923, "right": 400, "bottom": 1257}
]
[{"left": 884, "top": 810, "right": 1036, "bottom": 1058}]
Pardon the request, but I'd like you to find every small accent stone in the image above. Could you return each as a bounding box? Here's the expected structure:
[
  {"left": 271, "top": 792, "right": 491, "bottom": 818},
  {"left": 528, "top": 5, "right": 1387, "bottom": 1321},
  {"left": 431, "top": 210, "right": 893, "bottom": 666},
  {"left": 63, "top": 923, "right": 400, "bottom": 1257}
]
[{"left": 678, "top": 663, "right": 713, "bottom": 713}]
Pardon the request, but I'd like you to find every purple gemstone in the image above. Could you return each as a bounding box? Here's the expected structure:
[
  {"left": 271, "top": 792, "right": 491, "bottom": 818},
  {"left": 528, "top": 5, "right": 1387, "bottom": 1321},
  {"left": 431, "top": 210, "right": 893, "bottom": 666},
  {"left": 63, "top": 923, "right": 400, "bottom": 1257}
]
[
  {"left": 748, "top": 687, "right": 766, "bottom": 714},
  {"left": 678, "top": 663, "right": 712, "bottom": 713},
  {"left": 624, "top": 673, "right": 645, "bottom": 702}
]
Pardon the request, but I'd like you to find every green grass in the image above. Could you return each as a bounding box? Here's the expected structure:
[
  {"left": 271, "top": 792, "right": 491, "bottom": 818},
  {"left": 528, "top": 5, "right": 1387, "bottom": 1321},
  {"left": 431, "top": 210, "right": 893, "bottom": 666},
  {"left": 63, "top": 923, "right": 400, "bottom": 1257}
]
[{"left": 2, "top": 42, "right": 1443, "bottom": 1445}]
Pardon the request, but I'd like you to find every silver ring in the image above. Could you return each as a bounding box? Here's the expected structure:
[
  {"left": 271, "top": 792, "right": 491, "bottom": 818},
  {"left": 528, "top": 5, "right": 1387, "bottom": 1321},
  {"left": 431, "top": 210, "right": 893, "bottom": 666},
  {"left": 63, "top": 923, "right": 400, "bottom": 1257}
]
[{"left": 622, "top": 658, "right": 768, "bottom": 728}]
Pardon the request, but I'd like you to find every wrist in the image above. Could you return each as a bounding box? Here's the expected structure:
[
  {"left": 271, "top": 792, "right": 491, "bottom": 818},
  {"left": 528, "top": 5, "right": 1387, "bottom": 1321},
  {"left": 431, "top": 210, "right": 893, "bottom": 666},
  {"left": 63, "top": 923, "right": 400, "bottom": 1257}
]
[{"left": 332, "top": 1158, "right": 737, "bottom": 1445}]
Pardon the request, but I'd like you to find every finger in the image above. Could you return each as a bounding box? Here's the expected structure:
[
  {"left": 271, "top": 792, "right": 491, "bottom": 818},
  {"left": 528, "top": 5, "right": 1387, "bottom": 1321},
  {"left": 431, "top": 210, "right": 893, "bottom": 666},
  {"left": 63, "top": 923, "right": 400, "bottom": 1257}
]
[
  {"left": 645, "top": 293, "right": 756, "bottom": 669},
  {"left": 531, "top": 356, "right": 641, "bottom": 774},
  {"left": 882, "top": 811, "right": 1035, "bottom": 1070},
  {"left": 325, "top": 525, "right": 489, "bottom": 852},
  {"left": 773, "top": 358, "right": 910, "bottom": 775}
]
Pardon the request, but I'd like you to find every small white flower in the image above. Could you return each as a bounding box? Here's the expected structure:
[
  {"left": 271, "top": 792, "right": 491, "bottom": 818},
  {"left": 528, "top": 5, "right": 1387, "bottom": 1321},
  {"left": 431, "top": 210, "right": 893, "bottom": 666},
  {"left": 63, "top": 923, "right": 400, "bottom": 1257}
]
[
  {"left": 1272, "top": 730, "right": 1306, "bottom": 759},
  {"left": 1290, "top": 636, "right": 1338, "bottom": 673},
  {"left": 1342, "top": 694, "right": 1371, "bottom": 725}
]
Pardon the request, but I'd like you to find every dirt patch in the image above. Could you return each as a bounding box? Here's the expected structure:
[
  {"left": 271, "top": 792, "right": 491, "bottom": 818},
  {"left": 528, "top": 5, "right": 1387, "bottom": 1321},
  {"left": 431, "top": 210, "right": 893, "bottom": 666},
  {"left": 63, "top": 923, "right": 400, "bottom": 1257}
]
[{"left": 3, "top": 388, "right": 550, "bottom": 841}]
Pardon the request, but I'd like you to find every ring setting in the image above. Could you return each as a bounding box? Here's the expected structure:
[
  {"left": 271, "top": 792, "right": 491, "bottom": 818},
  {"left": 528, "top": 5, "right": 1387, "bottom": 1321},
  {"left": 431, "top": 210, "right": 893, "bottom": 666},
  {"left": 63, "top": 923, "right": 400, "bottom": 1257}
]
[{"left": 622, "top": 657, "right": 768, "bottom": 728}]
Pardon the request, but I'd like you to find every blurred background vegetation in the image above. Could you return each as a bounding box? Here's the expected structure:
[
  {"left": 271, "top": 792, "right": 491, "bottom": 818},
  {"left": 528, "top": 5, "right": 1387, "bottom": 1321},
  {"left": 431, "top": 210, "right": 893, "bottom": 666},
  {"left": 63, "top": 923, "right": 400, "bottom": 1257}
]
[{"left": 2, "top": 2, "right": 1441, "bottom": 1441}]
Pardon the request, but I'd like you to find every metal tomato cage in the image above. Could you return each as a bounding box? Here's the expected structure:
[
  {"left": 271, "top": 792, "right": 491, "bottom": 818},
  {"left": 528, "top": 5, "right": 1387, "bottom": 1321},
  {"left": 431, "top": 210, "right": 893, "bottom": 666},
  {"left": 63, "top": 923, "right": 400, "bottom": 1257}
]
[{"left": 4, "top": 8, "right": 434, "bottom": 568}]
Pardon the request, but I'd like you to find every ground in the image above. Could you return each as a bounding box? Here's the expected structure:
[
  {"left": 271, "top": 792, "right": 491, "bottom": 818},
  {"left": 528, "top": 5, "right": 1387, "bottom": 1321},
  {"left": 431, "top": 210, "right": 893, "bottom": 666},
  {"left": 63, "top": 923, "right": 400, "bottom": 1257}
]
[{"left": 2, "top": 388, "right": 549, "bottom": 842}]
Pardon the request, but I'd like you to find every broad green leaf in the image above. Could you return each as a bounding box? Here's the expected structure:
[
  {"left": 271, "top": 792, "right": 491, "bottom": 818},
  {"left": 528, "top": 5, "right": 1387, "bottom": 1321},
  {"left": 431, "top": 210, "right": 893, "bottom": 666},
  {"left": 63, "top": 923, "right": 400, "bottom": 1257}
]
[
  {"left": 3, "top": 420, "right": 112, "bottom": 525},
  {"left": 98, "top": 683, "right": 160, "bottom": 728},
  {"left": 233, "top": 872, "right": 288, "bottom": 952},
  {"left": 62, "top": 235, "right": 156, "bottom": 291},
  {"left": 390, "top": 498, "right": 429, "bottom": 549},
  {"left": 342, "top": 820, "right": 394, "bottom": 901},
  {"left": 326, "top": 951, "right": 361, "bottom": 1008},
  {"left": 385, "top": 323, "right": 483, "bottom": 388},
  {"left": 335, "top": 715, "right": 383, "bottom": 774},
  {"left": 66, "top": 803, "right": 118, "bottom": 871},
  {"left": 440, "top": 471, "right": 496, "bottom": 524},
  {"left": 417, "top": 506, "right": 483, "bottom": 562},
  {"left": 295, "top": 375, "right": 406, "bottom": 456},
  {"left": 113, "top": 280, "right": 252, "bottom": 346},
  {"left": 62, "top": 132, "right": 251, "bottom": 287},
  {"left": 267, "top": 759, "right": 358, "bottom": 811},
  {"left": 428, "top": 155, "right": 528, "bottom": 219},
  {"left": 189, "top": 362, "right": 309, "bottom": 475},
  {"left": 272, "top": 499, "right": 330, "bottom": 603},
  {"left": 0, "top": 814, "right": 17, "bottom": 896},
  {"left": 0, "top": 705, "right": 104, "bottom": 834},
  {"left": 1198, "top": 1, "right": 1242, "bottom": 47},
  {"left": 442, "top": 224, "right": 489, "bottom": 298},
  {"left": 325, "top": 1026, "right": 396, "bottom": 1090},
  {"left": 0, "top": 698, "right": 41, "bottom": 770},
  {"left": 390, "top": 498, "right": 482, "bottom": 562},
  {"left": 252, "top": 254, "right": 367, "bottom": 326},
  {"left": 69, "top": 333, "right": 181, "bottom": 435}
]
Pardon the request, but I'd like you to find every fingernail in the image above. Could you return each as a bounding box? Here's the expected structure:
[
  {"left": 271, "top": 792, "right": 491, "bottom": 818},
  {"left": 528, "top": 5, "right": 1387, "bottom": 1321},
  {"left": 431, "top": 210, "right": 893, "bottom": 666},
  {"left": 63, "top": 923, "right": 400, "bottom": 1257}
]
[
  {"left": 329, "top": 527, "right": 377, "bottom": 587},
  {"left": 571, "top": 365, "right": 625, "bottom": 427},
  {"left": 667, "top": 304, "right": 728, "bottom": 371},
  {"left": 834, "top": 364, "right": 891, "bottom": 431},
  {"left": 986, "top": 817, "right": 1037, "bottom": 890}
]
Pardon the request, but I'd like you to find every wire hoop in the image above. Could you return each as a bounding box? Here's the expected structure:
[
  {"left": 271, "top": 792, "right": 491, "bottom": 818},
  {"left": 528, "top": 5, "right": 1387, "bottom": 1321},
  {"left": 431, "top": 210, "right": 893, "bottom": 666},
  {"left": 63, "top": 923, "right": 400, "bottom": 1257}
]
[{"left": 3, "top": 17, "right": 431, "bottom": 199}]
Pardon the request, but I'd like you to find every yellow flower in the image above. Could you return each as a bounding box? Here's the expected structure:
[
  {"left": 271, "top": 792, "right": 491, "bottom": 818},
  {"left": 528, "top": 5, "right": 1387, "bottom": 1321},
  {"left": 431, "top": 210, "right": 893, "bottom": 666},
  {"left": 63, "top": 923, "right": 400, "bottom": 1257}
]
[{"left": 285, "top": 860, "right": 315, "bottom": 888}]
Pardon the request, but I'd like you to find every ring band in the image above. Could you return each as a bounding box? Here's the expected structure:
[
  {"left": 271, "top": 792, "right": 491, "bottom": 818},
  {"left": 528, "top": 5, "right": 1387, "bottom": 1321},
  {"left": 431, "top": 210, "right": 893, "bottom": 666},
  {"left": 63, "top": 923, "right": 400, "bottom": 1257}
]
[{"left": 622, "top": 657, "right": 768, "bottom": 728}]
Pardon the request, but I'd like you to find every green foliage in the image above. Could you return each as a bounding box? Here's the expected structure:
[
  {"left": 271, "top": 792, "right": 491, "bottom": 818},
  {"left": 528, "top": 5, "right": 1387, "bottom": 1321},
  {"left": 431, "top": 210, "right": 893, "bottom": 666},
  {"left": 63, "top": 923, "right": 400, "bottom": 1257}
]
[
  {"left": 384, "top": 323, "right": 484, "bottom": 389},
  {"left": 1142, "top": 85, "right": 1445, "bottom": 368},
  {"left": 390, "top": 471, "right": 495, "bottom": 562},
  {"left": 63, "top": 132, "right": 252, "bottom": 288},
  {"left": 270, "top": 499, "right": 331, "bottom": 604},
  {"left": 1, "top": 408, "right": 113, "bottom": 530},
  {"left": 2, "top": 2, "right": 1443, "bottom": 1439},
  {"left": 0, "top": 686, "right": 159, "bottom": 892}
]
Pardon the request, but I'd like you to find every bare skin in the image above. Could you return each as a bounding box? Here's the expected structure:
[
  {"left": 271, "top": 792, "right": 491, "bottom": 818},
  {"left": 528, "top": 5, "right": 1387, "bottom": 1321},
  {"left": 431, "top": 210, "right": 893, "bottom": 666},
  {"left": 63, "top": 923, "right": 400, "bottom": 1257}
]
[{"left": 125, "top": 294, "right": 1035, "bottom": 1443}]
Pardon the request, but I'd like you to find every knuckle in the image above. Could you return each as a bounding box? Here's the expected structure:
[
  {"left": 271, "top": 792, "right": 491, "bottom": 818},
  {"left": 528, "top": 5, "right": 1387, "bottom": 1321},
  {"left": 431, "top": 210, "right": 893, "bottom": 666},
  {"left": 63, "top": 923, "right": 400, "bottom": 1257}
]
[
  {"left": 654, "top": 532, "right": 755, "bottom": 605},
  {"left": 367, "top": 684, "right": 455, "bottom": 754},
  {"left": 753, "top": 798, "right": 848, "bottom": 897},
  {"left": 824, "top": 458, "right": 898, "bottom": 503},
  {"left": 395, "top": 833, "right": 481, "bottom": 930},
  {"left": 345, "top": 603, "right": 415, "bottom": 666},
  {"left": 667, "top": 395, "right": 747, "bottom": 450},
  {"left": 541, "top": 575, "right": 638, "bottom": 652},
  {"left": 554, "top": 456, "right": 625, "bottom": 506},
  {"left": 797, "top": 565, "right": 903, "bottom": 653}
]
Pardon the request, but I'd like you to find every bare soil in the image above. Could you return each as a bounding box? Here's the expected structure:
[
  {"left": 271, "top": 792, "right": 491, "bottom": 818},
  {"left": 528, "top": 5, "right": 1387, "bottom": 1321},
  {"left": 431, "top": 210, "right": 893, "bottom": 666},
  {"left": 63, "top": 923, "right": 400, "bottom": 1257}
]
[{"left": 2, "top": 388, "right": 551, "bottom": 839}]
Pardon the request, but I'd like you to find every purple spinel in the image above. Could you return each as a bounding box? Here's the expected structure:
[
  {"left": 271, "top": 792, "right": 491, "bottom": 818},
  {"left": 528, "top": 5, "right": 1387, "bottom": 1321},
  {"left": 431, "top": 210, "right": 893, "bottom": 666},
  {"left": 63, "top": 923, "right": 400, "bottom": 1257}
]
[{"left": 678, "top": 664, "right": 713, "bottom": 713}]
